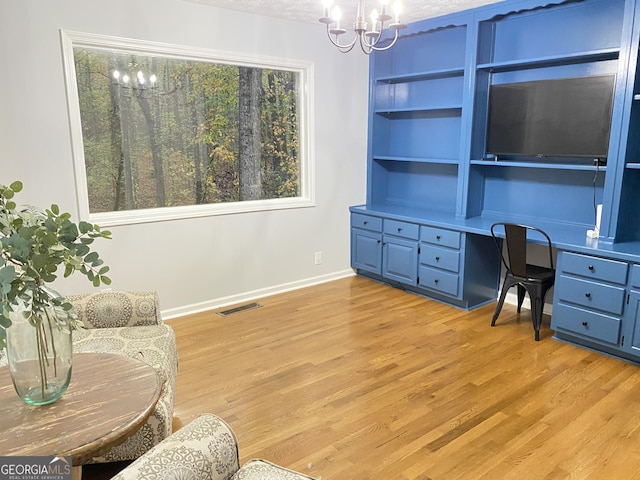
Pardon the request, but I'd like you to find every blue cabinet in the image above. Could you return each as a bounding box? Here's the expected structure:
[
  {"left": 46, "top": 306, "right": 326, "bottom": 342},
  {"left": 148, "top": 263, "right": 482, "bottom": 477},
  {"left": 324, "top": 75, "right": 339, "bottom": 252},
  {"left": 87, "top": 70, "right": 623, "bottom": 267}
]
[
  {"left": 552, "top": 251, "right": 627, "bottom": 348},
  {"left": 351, "top": 214, "right": 382, "bottom": 275},
  {"left": 382, "top": 219, "right": 419, "bottom": 285},
  {"left": 350, "top": 210, "right": 500, "bottom": 309},
  {"left": 383, "top": 236, "right": 419, "bottom": 285},
  {"left": 551, "top": 250, "right": 640, "bottom": 364},
  {"left": 351, "top": 0, "right": 640, "bottom": 361},
  {"left": 622, "top": 266, "right": 640, "bottom": 356}
]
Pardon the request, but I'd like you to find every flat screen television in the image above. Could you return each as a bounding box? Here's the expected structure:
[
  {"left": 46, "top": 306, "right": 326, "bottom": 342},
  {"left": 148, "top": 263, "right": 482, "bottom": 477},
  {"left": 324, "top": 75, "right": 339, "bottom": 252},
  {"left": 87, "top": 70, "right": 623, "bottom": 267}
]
[{"left": 486, "top": 75, "right": 616, "bottom": 159}]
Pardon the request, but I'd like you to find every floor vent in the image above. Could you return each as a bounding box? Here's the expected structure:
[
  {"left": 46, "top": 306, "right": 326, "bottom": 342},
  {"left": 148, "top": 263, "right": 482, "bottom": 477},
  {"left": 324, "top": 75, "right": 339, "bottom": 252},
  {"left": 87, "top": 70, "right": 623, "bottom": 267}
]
[{"left": 217, "top": 302, "right": 263, "bottom": 317}]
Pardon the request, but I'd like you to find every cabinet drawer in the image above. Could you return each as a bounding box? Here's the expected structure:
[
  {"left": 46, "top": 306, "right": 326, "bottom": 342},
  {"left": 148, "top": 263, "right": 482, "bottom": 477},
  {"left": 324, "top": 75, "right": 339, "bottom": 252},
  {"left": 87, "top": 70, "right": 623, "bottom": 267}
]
[
  {"left": 351, "top": 213, "right": 382, "bottom": 232},
  {"left": 419, "top": 266, "right": 459, "bottom": 297},
  {"left": 420, "top": 226, "right": 460, "bottom": 249},
  {"left": 420, "top": 245, "right": 460, "bottom": 273},
  {"left": 384, "top": 219, "right": 419, "bottom": 240},
  {"left": 552, "top": 303, "right": 621, "bottom": 345},
  {"left": 556, "top": 275, "right": 626, "bottom": 315},
  {"left": 561, "top": 252, "right": 628, "bottom": 285},
  {"left": 632, "top": 264, "right": 640, "bottom": 289}
]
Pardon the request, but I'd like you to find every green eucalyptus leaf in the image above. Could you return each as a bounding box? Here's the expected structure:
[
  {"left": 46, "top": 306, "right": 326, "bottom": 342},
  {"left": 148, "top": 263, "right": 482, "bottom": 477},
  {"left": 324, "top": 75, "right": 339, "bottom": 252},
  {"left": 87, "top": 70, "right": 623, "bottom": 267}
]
[
  {"left": 84, "top": 251, "right": 99, "bottom": 263},
  {"left": 78, "top": 221, "right": 92, "bottom": 234},
  {"left": 9, "top": 181, "right": 23, "bottom": 192},
  {"left": 100, "top": 275, "right": 112, "bottom": 285},
  {"left": 0, "top": 265, "right": 16, "bottom": 295},
  {"left": 63, "top": 264, "right": 74, "bottom": 278}
]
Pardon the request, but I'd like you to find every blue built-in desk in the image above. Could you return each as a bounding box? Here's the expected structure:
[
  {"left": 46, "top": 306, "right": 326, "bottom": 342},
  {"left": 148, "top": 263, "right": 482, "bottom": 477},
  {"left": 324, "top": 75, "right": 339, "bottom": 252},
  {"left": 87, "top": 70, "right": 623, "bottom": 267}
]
[
  {"left": 357, "top": 0, "right": 640, "bottom": 364},
  {"left": 350, "top": 203, "right": 640, "bottom": 365}
]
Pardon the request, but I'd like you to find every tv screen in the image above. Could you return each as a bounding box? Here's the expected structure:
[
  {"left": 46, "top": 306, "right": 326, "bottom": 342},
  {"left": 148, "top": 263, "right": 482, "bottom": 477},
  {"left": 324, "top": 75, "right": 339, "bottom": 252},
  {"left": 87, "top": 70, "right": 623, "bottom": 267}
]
[{"left": 486, "top": 75, "right": 616, "bottom": 159}]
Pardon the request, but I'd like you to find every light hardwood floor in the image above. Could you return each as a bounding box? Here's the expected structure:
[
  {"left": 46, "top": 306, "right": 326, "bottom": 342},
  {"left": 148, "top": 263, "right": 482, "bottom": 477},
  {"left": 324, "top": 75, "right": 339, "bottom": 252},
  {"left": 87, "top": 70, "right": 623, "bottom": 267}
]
[{"left": 167, "top": 275, "right": 640, "bottom": 480}]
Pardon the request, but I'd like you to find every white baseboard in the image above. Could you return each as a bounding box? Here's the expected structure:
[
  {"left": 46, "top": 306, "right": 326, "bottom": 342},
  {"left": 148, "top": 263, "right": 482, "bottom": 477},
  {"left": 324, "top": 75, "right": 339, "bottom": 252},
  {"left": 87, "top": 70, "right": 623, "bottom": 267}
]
[
  {"left": 164, "top": 273, "right": 552, "bottom": 321},
  {"left": 504, "top": 290, "right": 553, "bottom": 316},
  {"left": 162, "top": 269, "right": 355, "bottom": 320}
]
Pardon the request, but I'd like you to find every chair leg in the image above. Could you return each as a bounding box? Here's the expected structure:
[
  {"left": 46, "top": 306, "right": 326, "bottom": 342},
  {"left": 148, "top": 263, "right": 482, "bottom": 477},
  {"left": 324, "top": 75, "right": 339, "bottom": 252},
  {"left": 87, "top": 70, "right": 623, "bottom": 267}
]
[
  {"left": 527, "top": 284, "right": 547, "bottom": 342},
  {"left": 492, "top": 276, "right": 516, "bottom": 327},
  {"left": 516, "top": 284, "right": 526, "bottom": 313}
]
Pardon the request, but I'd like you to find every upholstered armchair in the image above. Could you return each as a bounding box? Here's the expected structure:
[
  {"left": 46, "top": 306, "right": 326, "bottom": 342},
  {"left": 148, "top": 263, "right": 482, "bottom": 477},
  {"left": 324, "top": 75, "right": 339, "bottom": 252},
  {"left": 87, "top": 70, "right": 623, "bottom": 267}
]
[
  {"left": 67, "top": 290, "right": 178, "bottom": 464},
  {"left": 113, "top": 413, "right": 317, "bottom": 480}
]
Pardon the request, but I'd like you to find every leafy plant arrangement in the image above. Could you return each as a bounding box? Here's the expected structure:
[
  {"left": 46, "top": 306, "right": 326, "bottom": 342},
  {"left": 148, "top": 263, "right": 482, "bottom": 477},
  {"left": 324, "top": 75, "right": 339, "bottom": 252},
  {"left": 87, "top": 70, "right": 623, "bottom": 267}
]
[{"left": 0, "top": 180, "right": 112, "bottom": 349}]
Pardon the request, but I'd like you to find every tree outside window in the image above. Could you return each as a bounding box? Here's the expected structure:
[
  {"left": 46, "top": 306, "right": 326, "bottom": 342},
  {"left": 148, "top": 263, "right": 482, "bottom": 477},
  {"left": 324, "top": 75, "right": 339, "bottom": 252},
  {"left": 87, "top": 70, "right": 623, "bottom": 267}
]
[{"left": 61, "top": 32, "right": 314, "bottom": 225}]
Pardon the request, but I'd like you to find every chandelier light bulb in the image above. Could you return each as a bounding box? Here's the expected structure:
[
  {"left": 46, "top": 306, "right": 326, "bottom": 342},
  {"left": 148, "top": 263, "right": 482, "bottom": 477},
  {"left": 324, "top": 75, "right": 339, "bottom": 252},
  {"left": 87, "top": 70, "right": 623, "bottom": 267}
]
[
  {"left": 150, "top": 74, "right": 157, "bottom": 86},
  {"left": 370, "top": 8, "right": 379, "bottom": 32},
  {"left": 122, "top": 74, "right": 130, "bottom": 84},
  {"left": 331, "top": 6, "right": 342, "bottom": 29},
  {"left": 320, "top": 0, "right": 406, "bottom": 53},
  {"left": 393, "top": 1, "right": 402, "bottom": 23},
  {"left": 112, "top": 70, "right": 120, "bottom": 80}
]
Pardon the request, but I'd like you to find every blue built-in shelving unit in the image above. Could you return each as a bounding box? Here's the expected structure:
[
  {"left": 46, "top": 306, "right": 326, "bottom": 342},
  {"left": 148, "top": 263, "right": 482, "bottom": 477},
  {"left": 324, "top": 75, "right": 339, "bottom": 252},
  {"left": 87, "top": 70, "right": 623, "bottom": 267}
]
[{"left": 351, "top": 0, "right": 640, "bottom": 364}]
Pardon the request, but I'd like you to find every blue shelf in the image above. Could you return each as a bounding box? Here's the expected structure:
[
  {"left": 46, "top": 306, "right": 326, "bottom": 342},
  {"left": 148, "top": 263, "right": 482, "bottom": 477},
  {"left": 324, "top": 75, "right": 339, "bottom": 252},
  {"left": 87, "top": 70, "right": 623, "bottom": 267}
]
[
  {"left": 477, "top": 48, "right": 619, "bottom": 73},
  {"left": 374, "top": 155, "right": 459, "bottom": 165},
  {"left": 469, "top": 159, "right": 607, "bottom": 171},
  {"left": 626, "top": 163, "right": 640, "bottom": 170},
  {"left": 375, "top": 67, "right": 465, "bottom": 84},
  {"left": 375, "top": 106, "right": 462, "bottom": 117}
]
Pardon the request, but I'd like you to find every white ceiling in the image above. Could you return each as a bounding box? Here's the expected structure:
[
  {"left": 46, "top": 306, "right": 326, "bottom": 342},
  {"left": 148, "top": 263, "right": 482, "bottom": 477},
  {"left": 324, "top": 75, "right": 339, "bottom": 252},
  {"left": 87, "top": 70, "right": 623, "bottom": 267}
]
[{"left": 184, "top": 0, "right": 505, "bottom": 25}]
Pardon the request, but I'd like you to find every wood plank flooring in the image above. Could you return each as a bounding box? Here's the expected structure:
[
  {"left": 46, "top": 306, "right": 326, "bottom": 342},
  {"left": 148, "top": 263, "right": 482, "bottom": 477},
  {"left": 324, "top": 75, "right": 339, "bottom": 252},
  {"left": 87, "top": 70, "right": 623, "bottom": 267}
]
[{"left": 165, "top": 276, "right": 640, "bottom": 479}]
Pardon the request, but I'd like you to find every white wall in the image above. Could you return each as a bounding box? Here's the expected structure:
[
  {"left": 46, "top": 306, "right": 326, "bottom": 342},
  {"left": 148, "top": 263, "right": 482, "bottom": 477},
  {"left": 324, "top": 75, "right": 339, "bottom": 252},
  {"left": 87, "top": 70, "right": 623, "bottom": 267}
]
[{"left": 0, "top": 0, "right": 369, "bottom": 317}]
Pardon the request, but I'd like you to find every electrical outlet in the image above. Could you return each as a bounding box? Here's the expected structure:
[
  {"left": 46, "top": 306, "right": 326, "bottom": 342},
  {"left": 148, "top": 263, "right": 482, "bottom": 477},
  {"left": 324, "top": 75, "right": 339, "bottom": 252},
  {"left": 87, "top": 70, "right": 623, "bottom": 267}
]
[{"left": 314, "top": 251, "right": 322, "bottom": 265}]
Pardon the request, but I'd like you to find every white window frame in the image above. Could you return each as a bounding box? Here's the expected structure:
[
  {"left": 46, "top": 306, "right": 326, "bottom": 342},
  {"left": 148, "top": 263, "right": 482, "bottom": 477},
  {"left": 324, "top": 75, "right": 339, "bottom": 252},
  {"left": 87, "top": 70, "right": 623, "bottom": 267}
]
[{"left": 60, "top": 30, "right": 315, "bottom": 226}]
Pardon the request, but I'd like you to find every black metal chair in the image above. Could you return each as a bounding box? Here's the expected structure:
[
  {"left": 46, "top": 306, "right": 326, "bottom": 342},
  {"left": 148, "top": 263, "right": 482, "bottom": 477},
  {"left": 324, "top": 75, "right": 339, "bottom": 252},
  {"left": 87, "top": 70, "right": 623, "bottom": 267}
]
[{"left": 490, "top": 223, "right": 555, "bottom": 341}]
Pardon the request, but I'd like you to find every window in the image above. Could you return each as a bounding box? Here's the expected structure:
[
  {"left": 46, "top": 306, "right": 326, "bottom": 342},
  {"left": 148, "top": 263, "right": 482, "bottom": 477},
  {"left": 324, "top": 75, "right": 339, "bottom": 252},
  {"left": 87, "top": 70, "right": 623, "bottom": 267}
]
[{"left": 61, "top": 31, "right": 314, "bottom": 225}]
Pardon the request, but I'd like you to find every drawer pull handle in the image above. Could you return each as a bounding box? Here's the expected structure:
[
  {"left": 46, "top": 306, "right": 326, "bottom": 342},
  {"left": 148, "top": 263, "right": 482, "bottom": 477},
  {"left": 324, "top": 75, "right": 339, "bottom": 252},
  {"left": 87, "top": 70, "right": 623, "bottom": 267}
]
[
  {"left": 435, "top": 256, "right": 440, "bottom": 261},
  {"left": 397, "top": 227, "right": 402, "bottom": 232},
  {"left": 377, "top": 240, "right": 381, "bottom": 244},
  {"left": 434, "top": 279, "right": 439, "bottom": 284},
  {"left": 585, "top": 293, "right": 591, "bottom": 299},
  {"left": 363, "top": 221, "right": 368, "bottom": 225},
  {"left": 436, "top": 235, "right": 441, "bottom": 240},
  {"left": 588, "top": 265, "right": 594, "bottom": 271},
  {"left": 582, "top": 321, "right": 588, "bottom": 327}
]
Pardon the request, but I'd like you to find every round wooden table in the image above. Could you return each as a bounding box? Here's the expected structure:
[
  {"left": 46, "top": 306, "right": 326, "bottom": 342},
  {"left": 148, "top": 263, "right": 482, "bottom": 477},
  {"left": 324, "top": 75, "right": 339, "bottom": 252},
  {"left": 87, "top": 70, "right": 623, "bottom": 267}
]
[{"left": 0, "top": 352, "right": 161, "bottom": 478}]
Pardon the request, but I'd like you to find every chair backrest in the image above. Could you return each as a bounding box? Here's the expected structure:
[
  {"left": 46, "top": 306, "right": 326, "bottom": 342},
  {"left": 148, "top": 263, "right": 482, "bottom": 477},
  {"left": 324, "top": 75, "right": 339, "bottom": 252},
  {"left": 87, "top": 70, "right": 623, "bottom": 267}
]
[{"left": 490, "top": 223, "right": 554, "bottom": 277}]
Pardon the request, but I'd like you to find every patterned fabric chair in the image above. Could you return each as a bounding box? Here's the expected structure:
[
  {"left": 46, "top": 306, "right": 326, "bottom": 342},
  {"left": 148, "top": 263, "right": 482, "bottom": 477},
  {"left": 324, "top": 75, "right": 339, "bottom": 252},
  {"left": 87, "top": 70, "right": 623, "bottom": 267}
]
[
  {"left": 113, "top": 413, "right": 317, "bottom": 480},
  {"left": 66, "top": 290, "right": 178, "bottom": 464}
]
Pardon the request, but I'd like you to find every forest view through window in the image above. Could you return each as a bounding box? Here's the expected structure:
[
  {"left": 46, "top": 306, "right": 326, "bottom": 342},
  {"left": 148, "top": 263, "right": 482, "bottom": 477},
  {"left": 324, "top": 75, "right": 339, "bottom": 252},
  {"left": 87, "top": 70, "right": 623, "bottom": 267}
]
[{"left": 63, "top": 33, "right": 313, "bottom": 223}]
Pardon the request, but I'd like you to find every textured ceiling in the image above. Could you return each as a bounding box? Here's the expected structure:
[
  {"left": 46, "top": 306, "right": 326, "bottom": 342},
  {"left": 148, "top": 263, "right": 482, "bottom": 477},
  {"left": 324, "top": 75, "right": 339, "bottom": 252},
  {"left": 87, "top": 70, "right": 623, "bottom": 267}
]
[{"left": 184, "top": 0, "right": 505, "bottom": 25}]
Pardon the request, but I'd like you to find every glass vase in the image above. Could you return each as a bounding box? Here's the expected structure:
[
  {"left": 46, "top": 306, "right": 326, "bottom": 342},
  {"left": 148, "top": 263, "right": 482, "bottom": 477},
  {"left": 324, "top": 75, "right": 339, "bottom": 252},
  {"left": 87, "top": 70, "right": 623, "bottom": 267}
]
[{"left": 6, "top": 299, "right": 73, "bottom": 406}]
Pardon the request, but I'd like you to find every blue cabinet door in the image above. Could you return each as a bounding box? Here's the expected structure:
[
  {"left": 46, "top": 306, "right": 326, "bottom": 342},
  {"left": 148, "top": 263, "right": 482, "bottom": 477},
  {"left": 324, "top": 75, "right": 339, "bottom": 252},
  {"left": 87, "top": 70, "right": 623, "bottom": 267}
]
[
  {"left": 382, "top": 236, "right": 419, "bottom": 286},
  {"left": 351, "top": 229, "right": 382, "bottom": 275},
  {"left": 623, "top": 291, "right": 640, "bottom": 356}
]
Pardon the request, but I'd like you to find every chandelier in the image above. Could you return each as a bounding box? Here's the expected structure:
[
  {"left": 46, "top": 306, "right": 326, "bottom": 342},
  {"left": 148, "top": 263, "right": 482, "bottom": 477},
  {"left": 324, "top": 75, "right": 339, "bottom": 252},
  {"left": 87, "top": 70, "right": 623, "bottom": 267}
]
[{"left": 319, "top": 0, "right": 406, "bottom": 54}]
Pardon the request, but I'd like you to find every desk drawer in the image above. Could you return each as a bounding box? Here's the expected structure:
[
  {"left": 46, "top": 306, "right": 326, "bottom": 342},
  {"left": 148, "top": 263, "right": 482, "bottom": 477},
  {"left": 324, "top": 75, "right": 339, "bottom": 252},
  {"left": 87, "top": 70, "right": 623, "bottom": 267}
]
[
  {"left": 384, "top": 219, "right": 419, "bottom": 240},
  {"left": 420, "top": 245, "right": 460, "bottom": 273},
  {"left": 556, "top": 275, "right": 626, "bottom": 315},
  {"left": 561, "top": 252, "right": 628, "bottom": 285},
  {"left": 552, "top": 303, "right": 621, "bottom": 345},
  {"left": 351, "top": 213, "right": 382, "bottom": 232},
  {"left": 631, "top": 264, "right": 640, "bottom": 289},
  {"left": 419, "top": 266, "right": 459, "bottom": 297},
  {"left": 420, "top": 226, "right": 460, "bottom": 249}
]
